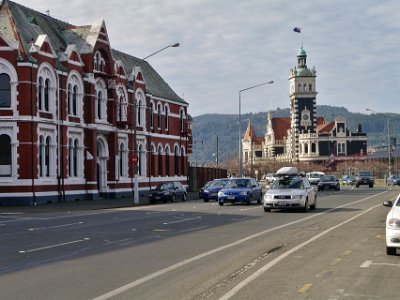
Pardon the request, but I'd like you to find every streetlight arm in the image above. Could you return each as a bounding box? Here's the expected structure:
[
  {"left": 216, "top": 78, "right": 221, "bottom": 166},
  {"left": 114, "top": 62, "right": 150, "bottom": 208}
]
[
  {"left": 239, "top": 80, "right": 273, "bottom": 93},
  {"left": 134, "top": 43, "right": 180, "bottom": 67}
]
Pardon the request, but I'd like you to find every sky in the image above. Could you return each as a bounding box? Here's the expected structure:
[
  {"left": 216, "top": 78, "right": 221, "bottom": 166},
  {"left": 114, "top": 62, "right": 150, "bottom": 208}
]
[{"left": 19, "top": 0, "right": 400, "bottom": 117}]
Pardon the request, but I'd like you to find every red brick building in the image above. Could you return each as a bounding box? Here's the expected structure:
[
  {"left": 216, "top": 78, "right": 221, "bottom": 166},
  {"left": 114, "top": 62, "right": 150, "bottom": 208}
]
[{"left": 0, "top": 1, "right": 192, "bottom": 205}]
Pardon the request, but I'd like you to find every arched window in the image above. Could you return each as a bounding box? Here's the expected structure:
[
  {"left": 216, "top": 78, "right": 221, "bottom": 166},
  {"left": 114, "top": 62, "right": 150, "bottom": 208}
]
[
  {"left": 68, "top": 138, "right": 73, "bottom": 177},
  {"left": 304, "top": 143, "right": 308, "bottom": 154},
  {"left": 0, "top": 73, "right": 11, "bottom": 107},
  {"left": 149, "top": 103, "right": 154, "bottom": 128},
  {"left": 151, "top": 145, "right": 156, "bottom": 176},
  {"left": 45, "top": 136, "right": 51, "bottom": 176},
  {"left": 311, "top": 143, "right": 316, "bottom": 153},
  {"left": 72, "top": 85, "right": 78, "bottom": 116},
  {"left": 0, "top": 134, "right": 11, "bottom": 176},
  {"left": 309, "top": 84, "right": 312, "bottom": 91},
  {"left": 67, "top": 84, "right": 72, "bottom": 115},
  {"left": 119, "top": 144, "right": 124, "bottom": 177},
  {"left": 303, "top": 84, "right": 307, "bottom": 91},
  {"left": 138, "top": 144, "right": 143, "bottom": 176},
  {"left": 157, "top": 104, "right": 162, "bottom": 129},
  {"left": 137, "top": 100, "right": 142, "bottom": 126},
  {"left": 73, "top": 139, "right": 78, "bottom": 176},
  {"left": 180, "top": 110, "right": 184, "bottom": 132},
  {"left": 97, "top": 91, "right": 102, "bottom": 119},
  {"left": 38, "top": 77, "right": 43, "bottom": 110},
  {"left": 165, "top": 106, "right": 169, "bottom": 130},
  {"left": 44, "top": 78, "right": 50, "bottom": 111},
  {"left": 39, "top": 136, "right": 44, "bottom": 177},
  {"left": 174, "top": 146, "right": 179, "bottom": 175},
  {"left": 165, "top": 147, "right": 170, "bottom": 176},
  {"left": 298, "top": 83, "right": 302, "bottom": 91},
  {"left": 180, "top": 147, "right": 185, "bottom": 176},
  {"left": 158, "top": 145, "right": 163, "bottom": 176}
]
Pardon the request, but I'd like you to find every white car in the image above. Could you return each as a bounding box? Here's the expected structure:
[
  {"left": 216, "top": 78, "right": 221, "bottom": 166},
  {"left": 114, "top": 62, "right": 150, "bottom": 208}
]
[
  {"left": 263, "top": 168, "right": 317, "bottom": 212},
  {"left": 383, "top": 195, "right": 400, "bottom": 255},
  {"left": 306, "top": 171, "right": 325, "bottom": 185}
]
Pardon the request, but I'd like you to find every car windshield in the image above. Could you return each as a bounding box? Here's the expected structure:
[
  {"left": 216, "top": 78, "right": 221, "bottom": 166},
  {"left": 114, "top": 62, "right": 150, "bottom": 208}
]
[
  {"left": 226, "top": 179, "right": 251, "bottom": 188},
  {"left": 321, "top": 175, "right": 335, "bottom": 181},
  {"left": 210, "top": 179, "right": 229, "bottom": 187},
  {"left": 359, "top": 172, "right": 371, "bottom": 176},
  {"left": 308, "top": 174, "right": 321, "bottom": 178},
  {"left": 271, "top": 178, "right": 304, "bottom": 189},
  {"left": 155, "top": 183, "right": 170, "bottom": 191}
]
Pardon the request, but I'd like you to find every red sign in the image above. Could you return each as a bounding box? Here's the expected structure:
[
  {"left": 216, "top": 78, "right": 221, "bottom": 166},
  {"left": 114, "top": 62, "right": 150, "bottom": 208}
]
[{"left": 131, "top": 154, "right": 138, "bottom": 165}]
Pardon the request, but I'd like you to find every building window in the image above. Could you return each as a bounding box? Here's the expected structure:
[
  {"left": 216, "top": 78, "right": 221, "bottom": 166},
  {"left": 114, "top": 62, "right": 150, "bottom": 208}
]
[
  {"left": 158, "top": 145, "right": 163, "bottom": 176},
  {"left": 0, "top": 134, "right": 11, "bottom": 176},
  {"left": 180, "top": 110, "right": 184, "bottom": 132},
  {"left": 72, "top": 85, "right": 78, "bottom": 116},
  {"left": 95, "top": 80, "right": 107, "bottom": 121},
  {"left": 0, "top": 73, "right": 11, "bottom": 108},
  {"left": 97, "top": 91, "right": 102, "bottom": 119},
  {"left": 151, "top": 145, "right": 155, "bottom": 176},
  {"left": 311, "top": 143, "right": 316, "bottom": 153},
  {"left": 117, "top": 86, "right": 127, "bottom": 122},
  {"left": 180, "top": 147, "right": 185, "bottom": 176},
  {"left": 298, "top": 83, "right": 302, "bottom": 91},
  {"left": 138, "top": 144, "right": 143, "bottom": 176},
  {"left": 174, "top": 146, "right": 179, "bottom": 175},
  {"left": 137, "top": 100, "right": 142, "bottom": 126},
  {"left": 165, "top": 106, "right": 169, "bottom": 130},
  {"left": 39, "top": 136, "right": 44, "bottom": 177},
  {"left": 149, "top": 103, "right": 154, "bottom": 128},
  {"left": 309, "top": 84, "right": 312, "bottom": 91},
  {"left": 45, "top": 136, "right": 51, "bottom": 177},
  {"left": 157, "top": 104, "right": 162, "bottom": 129},
  {"left": 68, "top": 138, "right": 73, "bottom": 177},
  {"left": 67, "top": 84, "right": 72, "bottom": 115},
  {"left": 44, "top": 79, "right": 49, "bottom": 111},
  {"left": 38, "top": 77, "right": 43, "bottom": 110},
  {"left": 338, "top": 143, "right": 346, "bottom": 154},
  {"left": 165, "top": 147, "right": 170, "bottom": 176}
]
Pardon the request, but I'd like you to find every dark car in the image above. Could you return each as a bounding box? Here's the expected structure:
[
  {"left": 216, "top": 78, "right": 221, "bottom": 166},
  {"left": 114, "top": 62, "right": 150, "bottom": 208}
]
[
  {"left": 199, "top": 180, "right": 213, "bottom": 199},
  {"left": 203, "top": 178, "right": 229, "bottom": 202},
  {"left": 149, "top": 182, "right": 187, "bottom": 204},
  {"left": 355, "top": 171, "right": 374, "bottom": 188},
  {"left": 317, "top": 175, "right": 340, "bottom": 191},
  {"left": 218, "top": 178, "right": 262, "bottom": 206},
  {"left": 387, "top": 175, "right": 400, "bottom": 186}
]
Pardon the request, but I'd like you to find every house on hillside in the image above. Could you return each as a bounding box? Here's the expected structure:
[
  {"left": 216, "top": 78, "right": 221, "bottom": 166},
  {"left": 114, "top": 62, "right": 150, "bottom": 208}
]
[
  {"left": 242, "top": 47, "right": 367, "bottom": 171},
  {"left": 0, "top": 0, "right": 191, "bottom": 205}
]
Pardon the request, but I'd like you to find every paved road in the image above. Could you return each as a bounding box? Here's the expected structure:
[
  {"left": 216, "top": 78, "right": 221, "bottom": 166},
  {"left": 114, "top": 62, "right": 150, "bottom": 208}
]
[{"left": 0, "top": 186, "right": 399, "bottom": 299}]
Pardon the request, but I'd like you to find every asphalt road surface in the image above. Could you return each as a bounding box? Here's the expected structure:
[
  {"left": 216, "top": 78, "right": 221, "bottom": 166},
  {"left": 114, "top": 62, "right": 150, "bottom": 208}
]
[{"left": 1, "top": 186, "right": 400, "bottom": 300}]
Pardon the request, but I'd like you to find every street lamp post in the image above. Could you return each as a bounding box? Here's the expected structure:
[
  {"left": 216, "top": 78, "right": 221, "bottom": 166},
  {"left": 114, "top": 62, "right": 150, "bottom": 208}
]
[
  {"left": 238, "top": 80, "right": 273, "bottom": 177},
  {"left": 366, "top": 108, "right": 391, "bottom": 176},
  {"left": 132, "top": 42, "right": 180, "bottom": 204}
]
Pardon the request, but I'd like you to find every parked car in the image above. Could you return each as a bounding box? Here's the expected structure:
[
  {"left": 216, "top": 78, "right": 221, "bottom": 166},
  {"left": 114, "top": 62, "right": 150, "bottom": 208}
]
[
  {"left": 199, "top": 180, "right": 213, "bottom": 199},
  {"left": 264, "top": 167, "right": 317, "bottom": 212},
  {"left": 203, "top": 178, "right": 229, "bottom": 202},
  {"left": 342, "top": 175, "right": 356, "bottom": 185},
  {"left": 317, "top": 175, "right": 340, "bottom": 191},
  {"left": 264, "top": 173, "right": 277, "bottom": 184},
  {"left": 383, "top": 195, "right": 400, "bottom": 255},
  {"left": 306, "top": 171, "right": 325, "bottom": 185},
  {"left": 387, "top": 175, "right": 400, "bottom": 186},
  {"left": 149, "top": 182, "right": 187, "bottom": 204},
  {"left": 355, "top": 170, "right": 374, "bottom": 188},
  {"left": 218, "top": 178, "right": 262, "bottom": 205}
]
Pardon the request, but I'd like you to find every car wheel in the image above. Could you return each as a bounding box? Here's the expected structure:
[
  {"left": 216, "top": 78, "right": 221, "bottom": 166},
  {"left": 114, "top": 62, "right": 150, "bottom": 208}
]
[
  {"left": 303, "top": 199, "right": 309, "bottom": 212},
  {"left": 369, "top": 184, "right": 373, "bottom": 188},
  {"left": 171, "top": 194, "right": 176, "bottom": 202},
  {"left": 219, "top": 201, "right": 224, "bottom": 206},
  {"left": 310, "top": 196, "right": 317, "bottom": 210},
  {"left": 356, "top": 184, "right": 359, "bottom": 188},
  {"left": 204, "top": 199, "right": 209, "bottom": 202},
  {"left": 182, "top": 193, "right": 187, "bottom": 201},
  {"left": 263, "top": 207, "right": 271, "bottom": 212},
  {"left": 257, "top": 193, "right": 262, "bottom": 204},
  {"left": 387, "top": 246, "right": 397, "bottom": 255}
]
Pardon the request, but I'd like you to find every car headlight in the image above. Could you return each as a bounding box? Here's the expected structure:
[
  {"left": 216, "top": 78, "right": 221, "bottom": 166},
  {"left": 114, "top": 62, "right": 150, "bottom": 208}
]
[
  {"left": 264, "top": 194, "right": 273, "bottom": 200},
  {"left": 292, "top": 194, "right": 302, "bottom": 199},
  {"left": 240, "top": 191, "right": 249, "bottom": 196},
  {"left": 218, "top": 191, "right": 224, "bottom": 197},
  {"left": 388, "top": 218, "right": 400, "bottom": 229},
  {"left": 163, "top": 191, "right": 169, "bottom": 195}
]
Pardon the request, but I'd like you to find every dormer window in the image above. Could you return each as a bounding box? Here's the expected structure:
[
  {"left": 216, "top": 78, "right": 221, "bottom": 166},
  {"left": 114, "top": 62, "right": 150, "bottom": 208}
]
[{"left": 93, "top": 51, "right": 105, "bottom": 72}]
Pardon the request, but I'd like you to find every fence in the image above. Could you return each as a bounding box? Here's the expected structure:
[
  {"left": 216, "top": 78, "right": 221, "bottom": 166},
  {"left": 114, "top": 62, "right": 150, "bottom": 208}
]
[{"left": 188, "top": 166, "right": 228, "bottom": 192}]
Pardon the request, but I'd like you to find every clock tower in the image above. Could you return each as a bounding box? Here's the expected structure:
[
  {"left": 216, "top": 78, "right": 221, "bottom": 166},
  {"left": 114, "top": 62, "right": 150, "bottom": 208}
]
[{"left": 288, "top": 47, "right": 317, "bottom": 161}]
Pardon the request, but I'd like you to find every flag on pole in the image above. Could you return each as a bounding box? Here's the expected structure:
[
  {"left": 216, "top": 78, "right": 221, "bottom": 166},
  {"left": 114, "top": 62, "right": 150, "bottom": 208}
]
[{"left": 293, "top": 27, "right": 301, "bottom": 33}]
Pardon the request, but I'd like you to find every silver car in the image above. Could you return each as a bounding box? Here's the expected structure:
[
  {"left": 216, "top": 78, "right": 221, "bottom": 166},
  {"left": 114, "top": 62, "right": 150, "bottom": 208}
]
[{"left": 263, "top": 176, "right": 317, "bottom": 212}]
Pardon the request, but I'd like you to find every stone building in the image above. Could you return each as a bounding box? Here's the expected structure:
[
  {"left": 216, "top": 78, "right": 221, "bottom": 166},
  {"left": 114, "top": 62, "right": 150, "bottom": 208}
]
[{"left": 242, "top": 47, "right": 367, "bottom": 170}]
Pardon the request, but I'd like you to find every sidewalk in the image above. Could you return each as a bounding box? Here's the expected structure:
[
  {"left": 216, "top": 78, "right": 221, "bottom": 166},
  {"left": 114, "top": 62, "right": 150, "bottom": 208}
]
[{"left": 0, "top": 192, "right": 200, "bottom": 213}]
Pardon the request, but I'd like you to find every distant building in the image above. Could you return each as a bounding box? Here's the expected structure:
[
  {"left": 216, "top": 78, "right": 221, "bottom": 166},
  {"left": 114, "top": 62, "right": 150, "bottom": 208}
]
[
  {"left": 0, "top": 1, "right": 191, "bottom": 205},
  {"left": 242, "top": 47, "right": 367, "bottom": 169}
]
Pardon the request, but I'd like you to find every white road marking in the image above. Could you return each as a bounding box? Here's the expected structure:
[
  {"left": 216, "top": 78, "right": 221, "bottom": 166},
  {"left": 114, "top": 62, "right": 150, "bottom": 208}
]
[
  {"left": 19, "top": 237, "right": 90, "bottom": 253},
  {"left": 240, "top": 206, "right": 261, "bottom": 212},
  {"left": 163, "top": 216, "right": 202, "bottom": 225},
  {"left": 361, "top": 260, "right": 400, "bottom": 268},
  {"left": 219, "top": 203, "right": 382, "bottom": 300},
  {"left": 92, "top": 191, "right": 387, "bottom": 300},
  {"left": 146, "top": 209, "right": 176, "bottom": 215},
  {"left": 180, "top": 226, "right": 208, "bottom": 233},
  {"left": 28, "top": 221, "right": 83, "bottom": 231}
]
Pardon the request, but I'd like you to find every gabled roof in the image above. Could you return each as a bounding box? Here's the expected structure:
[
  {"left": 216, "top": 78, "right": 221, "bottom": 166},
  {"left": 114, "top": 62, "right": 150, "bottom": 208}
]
[
  {"left": 112, "top": 49, "right": 187, "bottom": 104},
  {"left": 0, "top": 0, "right": 186, "bottom": 104},
  {"left": 243, "top": 122, "right": 263, "bottom": 145},
  {"left": 272, "top": 117, "right": 291, "bottom": 140},
  {"left": 317, "top": 121, "right": 335, "bottom": 133}
]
